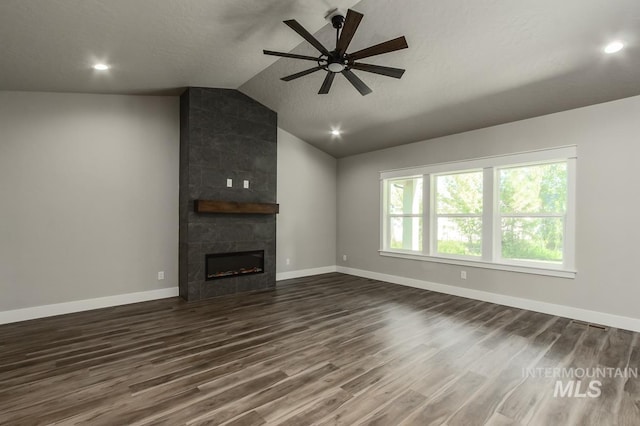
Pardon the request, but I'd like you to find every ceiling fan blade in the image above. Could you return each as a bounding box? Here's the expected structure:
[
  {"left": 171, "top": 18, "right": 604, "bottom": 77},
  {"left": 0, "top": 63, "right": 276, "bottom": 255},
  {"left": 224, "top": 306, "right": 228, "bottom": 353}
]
[
  {"left": 263, "top": 50, "right": 319, "bottom": 61},
  {"left": 284, "top": 20, "right": 330, "bottom": 55},
  {"left": 349, "top": 36, "right": 408, "bottom": 61},
  {"left": 318, "top": 72, "right": 335, "bottom": 94},
  {"left": 281, "top": 66, "right": 323, "bottom": 81},
  {"left": 336, "top": 9, "right": 364, "bottom": 54},
  {"left": 351, "top": 63, "right": 405, "bottom": 79},
  {"left": 342, "top": 69, "right": 372, "bottom": 96}
]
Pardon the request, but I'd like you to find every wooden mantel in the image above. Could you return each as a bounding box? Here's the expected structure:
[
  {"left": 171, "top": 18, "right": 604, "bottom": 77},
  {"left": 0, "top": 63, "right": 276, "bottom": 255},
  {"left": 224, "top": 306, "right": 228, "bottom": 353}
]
[{"left": 194, "top": 200, "right": 279, "bottom": 215}]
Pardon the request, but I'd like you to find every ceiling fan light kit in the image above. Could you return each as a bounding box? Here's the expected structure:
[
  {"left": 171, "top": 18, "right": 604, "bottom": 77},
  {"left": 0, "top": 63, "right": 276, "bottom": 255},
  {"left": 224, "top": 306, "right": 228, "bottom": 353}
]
[{"left": 264, "top": 9, "right": 408, "bottom": 96}]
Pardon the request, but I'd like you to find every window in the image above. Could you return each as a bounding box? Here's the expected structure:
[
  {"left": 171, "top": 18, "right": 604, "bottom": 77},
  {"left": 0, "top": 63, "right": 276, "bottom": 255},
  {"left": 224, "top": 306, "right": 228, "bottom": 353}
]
[
  {"left": 386, "top": 177, "right": 423, "bottom": 251},
  {"left": 380, "top": 147, "right": 576, "bottom": 278},
  {"left": 435, "top": 171, "right": 483, "bottom": 257},
  {"left": 498, "top": 162, "right": 567, "bottom": 264}
]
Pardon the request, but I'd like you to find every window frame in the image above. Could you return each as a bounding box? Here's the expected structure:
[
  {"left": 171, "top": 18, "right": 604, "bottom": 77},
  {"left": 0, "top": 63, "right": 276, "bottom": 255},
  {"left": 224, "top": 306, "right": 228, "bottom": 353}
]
[
  {"left": 379, "top": 146, "right": 577, "bottom": 279},
  {"left": 383, "top": 175, "right": 424, "bottom": 253},
  {"left": 495, "top": 160, "right": 569, "bottom": 269},
  {"left": 432, "top": 169, "right": 484, "bottom": 260}
]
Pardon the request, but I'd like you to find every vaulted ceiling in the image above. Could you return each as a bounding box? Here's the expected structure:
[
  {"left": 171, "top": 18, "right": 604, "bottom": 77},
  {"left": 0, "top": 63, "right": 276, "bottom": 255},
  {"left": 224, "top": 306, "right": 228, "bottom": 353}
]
[
  {"left": 0, "top": 0, "right": 360, "bottom": 93},
  {"left": 2, "top": 0, "right": 639, "bottom": 157}
]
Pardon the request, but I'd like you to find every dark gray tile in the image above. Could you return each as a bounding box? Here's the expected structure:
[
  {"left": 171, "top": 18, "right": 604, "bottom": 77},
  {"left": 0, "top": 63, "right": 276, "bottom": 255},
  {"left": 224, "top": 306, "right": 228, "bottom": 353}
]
[{"left": 179, "top": 87, "right": 277, "bottom": 302}]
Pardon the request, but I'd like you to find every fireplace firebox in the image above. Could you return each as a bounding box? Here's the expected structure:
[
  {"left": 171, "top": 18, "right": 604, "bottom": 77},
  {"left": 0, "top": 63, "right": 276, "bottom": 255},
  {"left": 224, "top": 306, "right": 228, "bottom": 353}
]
[{"left": 205, "top": 250, "right": 265, "bottom": 281}]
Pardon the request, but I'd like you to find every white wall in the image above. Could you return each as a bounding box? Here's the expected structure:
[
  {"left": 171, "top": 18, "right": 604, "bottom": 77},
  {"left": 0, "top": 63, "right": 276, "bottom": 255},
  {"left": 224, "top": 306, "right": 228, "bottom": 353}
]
[
  {"left": 337, "top": 94, "right": 640, "bottom": 322},
  {"left": 277, "top": 128, "right": 337, "bottom": 278},
  {"left": 0, "top": 91, "right": 179, "bottom": 312}
]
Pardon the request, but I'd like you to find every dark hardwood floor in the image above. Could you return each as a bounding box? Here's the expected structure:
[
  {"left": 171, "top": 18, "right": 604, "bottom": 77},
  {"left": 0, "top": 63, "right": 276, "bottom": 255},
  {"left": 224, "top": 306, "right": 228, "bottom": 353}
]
[{"left": 0, "top": 273, "right": 638, "bottom": 425}]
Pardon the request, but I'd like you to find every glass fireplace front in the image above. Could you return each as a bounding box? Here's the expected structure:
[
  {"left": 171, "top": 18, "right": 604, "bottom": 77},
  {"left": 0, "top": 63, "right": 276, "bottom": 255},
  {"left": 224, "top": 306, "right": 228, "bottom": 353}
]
[{"left": 205, "top": 250, "right": 264, "bottom": 281}]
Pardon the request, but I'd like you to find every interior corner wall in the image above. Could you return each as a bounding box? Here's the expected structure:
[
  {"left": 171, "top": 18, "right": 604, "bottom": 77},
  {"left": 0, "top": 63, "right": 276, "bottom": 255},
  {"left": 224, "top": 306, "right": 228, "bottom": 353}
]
[
  {"left": 336, "top": 94, "right": 640, "bottom": 321},
  {"left": 0, "top": 91, "right": 179, "bottom": 311},
  {"left": 276, "top": 128, "right": 337, "bottom": 276}
]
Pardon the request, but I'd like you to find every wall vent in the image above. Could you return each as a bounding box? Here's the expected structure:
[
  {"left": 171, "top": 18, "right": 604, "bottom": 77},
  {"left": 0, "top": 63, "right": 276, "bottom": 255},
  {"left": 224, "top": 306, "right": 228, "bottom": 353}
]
[{"left": 570, "top": 319, "right": 608, "bottom": 331}]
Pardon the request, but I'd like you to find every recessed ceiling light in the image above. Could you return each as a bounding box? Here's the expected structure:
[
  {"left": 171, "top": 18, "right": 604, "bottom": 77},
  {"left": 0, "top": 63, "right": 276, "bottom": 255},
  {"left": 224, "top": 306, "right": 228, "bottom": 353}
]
[
  {"left": 331, "top": 129, "right": 341, "bottom": 136},
  {"left": 604, "top": 41, "right": 624, "bottom": 54},
  {"left": 93, "top": 63, "right": 110, "bottom": 71}
]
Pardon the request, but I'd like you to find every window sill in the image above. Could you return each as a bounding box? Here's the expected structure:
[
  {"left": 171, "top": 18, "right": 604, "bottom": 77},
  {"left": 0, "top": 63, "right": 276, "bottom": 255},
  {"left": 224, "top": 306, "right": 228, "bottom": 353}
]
[{"left": 379, "top": 250, "right": 576, "bottom": 279}]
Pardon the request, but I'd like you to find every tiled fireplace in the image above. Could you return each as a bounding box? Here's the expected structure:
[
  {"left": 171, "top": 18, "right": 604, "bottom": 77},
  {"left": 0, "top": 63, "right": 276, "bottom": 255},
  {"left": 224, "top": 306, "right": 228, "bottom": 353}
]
[{"left": 179, "top": 88, "right": 277, "bottom": 301}]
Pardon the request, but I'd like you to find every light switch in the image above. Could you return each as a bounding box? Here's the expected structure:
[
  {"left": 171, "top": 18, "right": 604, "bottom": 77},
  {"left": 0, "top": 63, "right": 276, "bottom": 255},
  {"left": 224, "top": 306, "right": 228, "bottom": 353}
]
[
  {"left": 243, "top": 180, "right": 249, "bottom": 189},
  {"left": 226, "top": 178, "right": 233, "bottom": 188}
]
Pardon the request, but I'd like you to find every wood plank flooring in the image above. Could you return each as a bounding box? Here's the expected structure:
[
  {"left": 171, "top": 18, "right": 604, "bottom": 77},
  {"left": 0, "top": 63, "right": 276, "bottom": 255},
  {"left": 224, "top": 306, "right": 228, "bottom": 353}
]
[{"left": 0, "top": 273, "right": 638, "bottom": 425}]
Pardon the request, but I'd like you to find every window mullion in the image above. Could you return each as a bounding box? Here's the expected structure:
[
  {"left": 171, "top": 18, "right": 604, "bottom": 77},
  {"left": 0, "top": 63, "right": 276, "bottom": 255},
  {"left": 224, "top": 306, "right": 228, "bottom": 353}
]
[
  {"left": 482, "top": 167, "right": 494, "bottom": 262},
  {"left": 380, "top": 179, "right": 387, "bottom": 251},
  {"left": 423, "top": 174, "right": 431, "bottom": 255},
  {"left": 500, "top": 213, "right": 565, "bottom": 218},
  {"left": 564, "top": 158, "right": 577, "bottom": 270},
  {"left": 493, "top": 168, "right": 502, "bottom": 262},
  {"left": 429, "top": 174, "right": 436, "bottom": 255}
]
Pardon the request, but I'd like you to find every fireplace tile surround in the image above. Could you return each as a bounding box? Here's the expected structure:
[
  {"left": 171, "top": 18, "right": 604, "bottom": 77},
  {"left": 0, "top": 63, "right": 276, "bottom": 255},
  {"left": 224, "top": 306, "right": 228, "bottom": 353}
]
[{"left": 179, "top": 87, "right": 277, "bottom": 302}]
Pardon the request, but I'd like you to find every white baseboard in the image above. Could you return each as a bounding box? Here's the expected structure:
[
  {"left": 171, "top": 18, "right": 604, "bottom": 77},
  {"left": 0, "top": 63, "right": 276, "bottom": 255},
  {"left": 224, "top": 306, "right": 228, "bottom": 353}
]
[
  {"left": 7, "top": 268, "right": 639, "bottom": 333},
  {"left": 0, "top": 266, "right": 337, "bottom": 325},
  {"left": 336, "top": 266, "right": 640, "bottom": 333},
  {"left": 276, "top": 265, "right": 338, "bottom": 281},
  {"left": 0, "top": 287, "right": 179, "bottom": 325}
]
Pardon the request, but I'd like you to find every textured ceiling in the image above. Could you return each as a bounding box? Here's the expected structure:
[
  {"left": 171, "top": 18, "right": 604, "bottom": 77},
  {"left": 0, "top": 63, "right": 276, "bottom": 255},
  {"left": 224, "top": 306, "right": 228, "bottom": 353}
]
[
  {"left": 241, "top": 0, "right": 640, "bottom": 157},
  {"left": 1, "top": 0, "right": 639, "bottom": 157},
  {"left": 0, "top": 0, "right": 360, "bottom": 94}
]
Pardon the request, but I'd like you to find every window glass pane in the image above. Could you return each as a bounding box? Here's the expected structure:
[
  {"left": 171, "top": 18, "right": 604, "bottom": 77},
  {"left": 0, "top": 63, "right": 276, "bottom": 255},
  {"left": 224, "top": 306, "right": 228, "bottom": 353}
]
[
  {"left": 437, "top": 217, "right": 482, "bottom": 256},
  {"left": 499, "top": 162, "right": 567, "bottom": 214},
  {"left": 390, "top": 217, "right": 423, "bottom": 251},
  {"left": 436, "top": 171, "right": 483, "bottom": 214},
  {"left": 389, "top": 178, "right": 423, "bottom": 214},
  {"left": 501, "top": 217, "right": 563, "bottom": 262}
]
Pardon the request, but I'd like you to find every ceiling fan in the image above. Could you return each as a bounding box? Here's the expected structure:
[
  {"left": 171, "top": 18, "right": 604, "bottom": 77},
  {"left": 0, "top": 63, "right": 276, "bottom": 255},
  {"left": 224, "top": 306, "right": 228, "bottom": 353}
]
[{"left": 263, "top": 9, "right": 408, "bottom": 96}]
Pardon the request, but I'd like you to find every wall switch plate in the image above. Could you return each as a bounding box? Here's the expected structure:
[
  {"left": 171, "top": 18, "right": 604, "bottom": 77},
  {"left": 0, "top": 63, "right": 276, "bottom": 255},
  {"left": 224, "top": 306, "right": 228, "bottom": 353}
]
[
  {"left": 343, "top": 254, "right": 347, "bottom": 261},
  {"left": 461, "top": 271, "right": 467, "bottom": 280},
  {"left": 226, "top": 178, "right": 233, "bottom": 187},
  {"left": 158, "top": 271, "right": 165, "bottom": 280},
  {"left": 243, "top": 180, "right": 249, "bottom": 189},
  {"left": 286, "top": 258, "right": 290, "bottom": 265}
]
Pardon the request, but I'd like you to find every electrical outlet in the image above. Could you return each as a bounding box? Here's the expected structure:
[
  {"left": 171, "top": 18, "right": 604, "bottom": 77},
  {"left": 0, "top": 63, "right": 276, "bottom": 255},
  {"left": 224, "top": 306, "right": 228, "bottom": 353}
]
[
  {"left": 226, "top": 178, "right": 233, "bottom": 187},
  {"left": 460, "top": 270, "right": 467, "bottom": 280},
  {"left": 243, "top": 180, "right": 249, "bottom": 189},
  {"left": 158, "top": 271, "right": 165, "bottom": 280},
  {"left": 343, "top": 254, "right": 347, "bottom": 262},
  {"left": 286, "top": 258, "right": 290, "bottom": 265}
]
